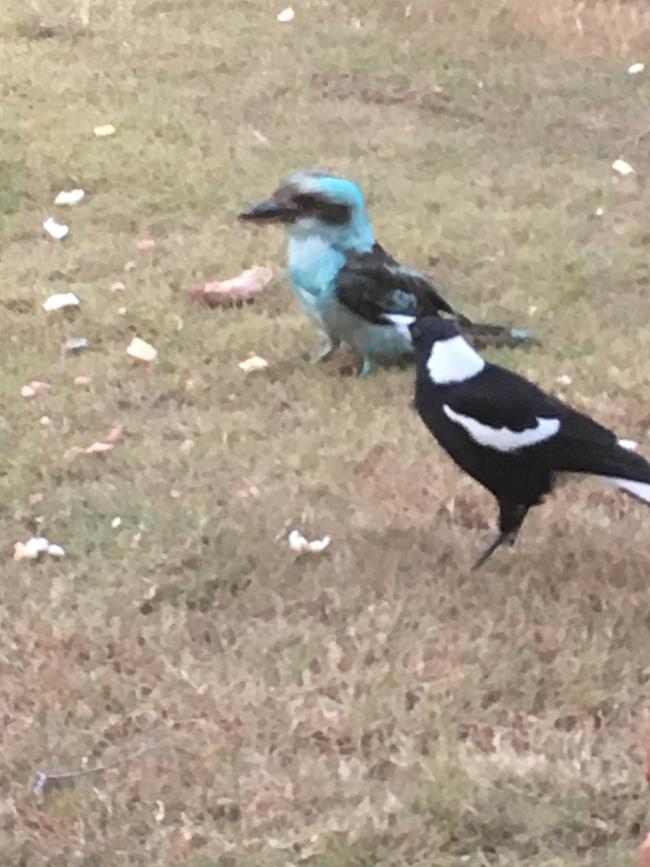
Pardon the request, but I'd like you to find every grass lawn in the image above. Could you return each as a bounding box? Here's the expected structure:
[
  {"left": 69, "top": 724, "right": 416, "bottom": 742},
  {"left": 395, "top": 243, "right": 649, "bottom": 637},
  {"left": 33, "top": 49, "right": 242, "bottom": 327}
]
[{"left": 1, "top": 0, "right": 650, "bottom": 864}]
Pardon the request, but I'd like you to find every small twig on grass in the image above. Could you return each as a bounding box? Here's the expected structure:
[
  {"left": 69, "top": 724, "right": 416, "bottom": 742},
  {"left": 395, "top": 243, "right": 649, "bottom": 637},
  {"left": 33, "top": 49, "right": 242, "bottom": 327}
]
[
  {"left": 622, "top": 127, "right": 650, "bottom": 149},
  {"left": 574, "top": 1, "right": 585, "bottom": 37},
  {"left": 33, "top": 739, "right": 165, "bottom": 796},
  {"left": 77, "top": 0, "right": 91, "bottom": 28}
]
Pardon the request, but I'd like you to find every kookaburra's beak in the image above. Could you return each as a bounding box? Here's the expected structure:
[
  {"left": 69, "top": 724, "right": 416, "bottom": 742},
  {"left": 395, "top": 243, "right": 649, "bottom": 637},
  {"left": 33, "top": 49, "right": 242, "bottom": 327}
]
[{"left": 239, "top": 197, "right": 297, "bottom": 223}]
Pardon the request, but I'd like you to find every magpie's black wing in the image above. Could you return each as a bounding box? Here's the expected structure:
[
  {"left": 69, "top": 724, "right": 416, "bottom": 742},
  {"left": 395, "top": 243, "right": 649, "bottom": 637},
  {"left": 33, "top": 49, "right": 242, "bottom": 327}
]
[
  {"left": 445, "top": 365, "right": 620, "bottom": 454},
  {"left": 335, "top": 243, "right": 456, "bottom": 324},
  {"left": 447, "top": 367, "right": 650, "bottom": 487},
  {"left": 444, "top": 368, "right": 547, "bottom": 432}
]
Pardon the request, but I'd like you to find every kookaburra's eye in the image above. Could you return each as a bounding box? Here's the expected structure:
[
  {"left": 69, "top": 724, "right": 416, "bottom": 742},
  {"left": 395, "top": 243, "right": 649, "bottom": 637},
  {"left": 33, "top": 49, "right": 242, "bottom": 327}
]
[
  {"left": 293, "top": 194, "right": 321, "bottom": 211},
  {"left": 292, "top": 193, "right": 351, "bottom": 225}
]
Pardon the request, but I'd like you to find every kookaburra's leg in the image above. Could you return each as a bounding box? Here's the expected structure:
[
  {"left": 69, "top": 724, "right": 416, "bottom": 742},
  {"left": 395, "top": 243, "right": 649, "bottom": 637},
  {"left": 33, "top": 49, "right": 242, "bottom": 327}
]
[
  {"left": 358, "top": 357, "right": 376, "bottom": 378},
  {"left": 311, "top": 338, "right": 341, "bottom": 364}
]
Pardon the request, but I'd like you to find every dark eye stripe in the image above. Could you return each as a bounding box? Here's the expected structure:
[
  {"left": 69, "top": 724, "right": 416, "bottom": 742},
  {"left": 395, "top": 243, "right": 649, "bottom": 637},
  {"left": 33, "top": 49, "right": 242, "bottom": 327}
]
[
  {"left": 293, "top": 193, "right": 351, "bottom": 226},
  {"left": 293, "top": 193, "right": 320, "bottom": 209}
]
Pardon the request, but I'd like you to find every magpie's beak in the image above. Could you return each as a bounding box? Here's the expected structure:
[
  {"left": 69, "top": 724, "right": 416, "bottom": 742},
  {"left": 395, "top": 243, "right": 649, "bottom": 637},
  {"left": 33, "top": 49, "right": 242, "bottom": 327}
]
[
  {"left": 408, "top": 319, "right": 424, "bottom": 342},
  {"left": 238, "top": 197, "right": 297, "bottom": 223}
]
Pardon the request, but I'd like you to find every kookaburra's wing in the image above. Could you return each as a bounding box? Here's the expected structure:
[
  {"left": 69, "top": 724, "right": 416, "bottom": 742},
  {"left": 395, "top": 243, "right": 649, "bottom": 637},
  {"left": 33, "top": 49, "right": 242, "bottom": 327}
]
[{"left": 335, "top": 243, "right": 457, "bottom": 324}]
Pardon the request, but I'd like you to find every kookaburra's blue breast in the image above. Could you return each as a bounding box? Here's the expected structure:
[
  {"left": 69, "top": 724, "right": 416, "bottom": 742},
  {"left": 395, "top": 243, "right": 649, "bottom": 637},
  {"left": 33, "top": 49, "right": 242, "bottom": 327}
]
[
  {"left": 288, "top": 235, "right": 413, "bottom": 360},
  {"left": 288, "top": 235, "right": 345, "bottom": 323}
]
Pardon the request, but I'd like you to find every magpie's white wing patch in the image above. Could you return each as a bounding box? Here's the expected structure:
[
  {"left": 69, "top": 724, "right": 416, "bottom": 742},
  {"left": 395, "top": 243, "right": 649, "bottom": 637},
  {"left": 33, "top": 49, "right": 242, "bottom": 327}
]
[{"left": 443, "top": 404, "right": 561, "bottom": 452}]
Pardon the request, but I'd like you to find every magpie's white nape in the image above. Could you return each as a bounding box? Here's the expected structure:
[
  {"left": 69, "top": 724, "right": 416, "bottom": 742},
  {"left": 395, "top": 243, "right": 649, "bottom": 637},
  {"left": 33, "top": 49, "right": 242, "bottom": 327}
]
[{"left": 410, "top": 316, "right": 650, "bottom": 570}]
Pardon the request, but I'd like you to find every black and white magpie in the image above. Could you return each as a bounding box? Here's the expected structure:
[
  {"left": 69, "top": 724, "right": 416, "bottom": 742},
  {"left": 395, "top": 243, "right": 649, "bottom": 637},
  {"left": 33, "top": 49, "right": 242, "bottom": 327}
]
[{"left": 406, "top": 316, "right": 650, "bottom": 569}]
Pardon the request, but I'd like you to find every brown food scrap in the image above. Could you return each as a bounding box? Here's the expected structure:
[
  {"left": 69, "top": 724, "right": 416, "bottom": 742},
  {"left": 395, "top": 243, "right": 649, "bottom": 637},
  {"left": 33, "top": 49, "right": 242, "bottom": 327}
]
[
  {"left": 190, "top": 266, "right": 272, "bottom": 308},
  {"left": 638, "top": 833, "right": 650, "bottom": 867}
]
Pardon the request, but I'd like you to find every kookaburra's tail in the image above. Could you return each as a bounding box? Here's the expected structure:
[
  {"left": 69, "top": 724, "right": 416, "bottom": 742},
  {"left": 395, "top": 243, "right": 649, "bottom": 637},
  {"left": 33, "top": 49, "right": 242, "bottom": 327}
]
[{"left": 455, "top": 317, "right": 540, "bottom": 351}]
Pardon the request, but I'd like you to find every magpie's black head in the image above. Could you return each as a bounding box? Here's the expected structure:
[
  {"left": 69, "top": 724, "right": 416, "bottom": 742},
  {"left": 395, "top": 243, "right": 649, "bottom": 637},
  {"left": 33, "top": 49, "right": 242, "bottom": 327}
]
[
  {"left": 239, "top": 170, "right": 365, "bottom": 228},
  {"left": 409, "top": 316, "right": 460, "bottom": 350}
]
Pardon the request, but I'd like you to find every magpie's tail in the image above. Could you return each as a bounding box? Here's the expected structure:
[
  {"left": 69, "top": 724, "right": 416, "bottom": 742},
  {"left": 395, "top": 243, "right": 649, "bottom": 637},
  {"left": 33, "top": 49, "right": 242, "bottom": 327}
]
[
  {"left": 584, "top": 442, "right": 650, "bottom": 505},
  {"left": 455, "top": 318, "right": 540, "bottom": 350},
  {"left": 609, "top": 477, "right": 650, "bottom": 504}
]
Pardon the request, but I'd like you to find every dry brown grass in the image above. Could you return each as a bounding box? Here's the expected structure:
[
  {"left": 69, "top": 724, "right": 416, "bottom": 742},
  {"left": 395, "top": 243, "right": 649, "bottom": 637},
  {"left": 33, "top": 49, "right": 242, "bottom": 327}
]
[
  {"left": 508, "top": 0, "right": 650, "bottom": 57},
  {"left": 382, "top": 0, "right": 650, "bottom": 58},
  {"left": 1, "top": 0, "right": 650, "bottom": 864}
]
